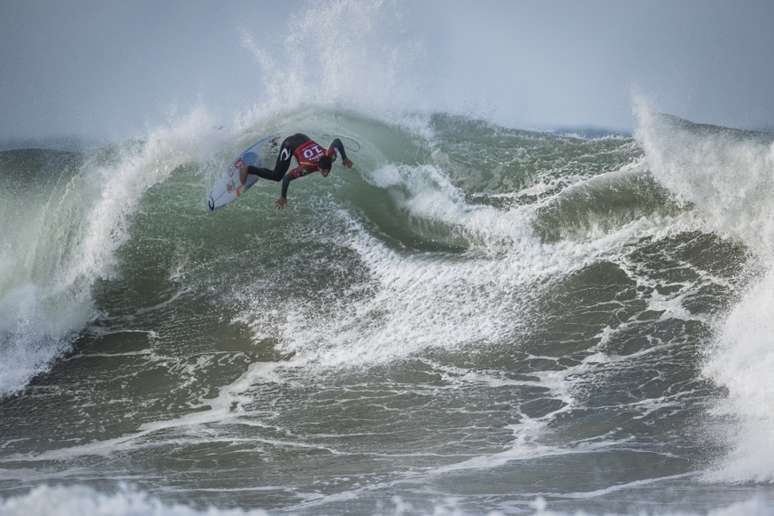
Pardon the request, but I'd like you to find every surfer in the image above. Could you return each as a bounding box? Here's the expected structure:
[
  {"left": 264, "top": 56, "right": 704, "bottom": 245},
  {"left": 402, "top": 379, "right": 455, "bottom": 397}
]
[{"left": 238, "top": 133, "right": 353, "bottom": 208}]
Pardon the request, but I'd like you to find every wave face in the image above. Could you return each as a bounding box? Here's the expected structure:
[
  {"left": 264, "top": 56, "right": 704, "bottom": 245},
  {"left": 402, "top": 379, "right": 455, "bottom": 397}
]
[{"left": 2, "top": 2, "right": 774, "bottom": 514}]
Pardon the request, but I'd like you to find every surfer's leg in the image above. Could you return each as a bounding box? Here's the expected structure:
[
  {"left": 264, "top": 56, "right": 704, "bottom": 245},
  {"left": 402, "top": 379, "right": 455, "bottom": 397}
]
[{"left": 247, "top": 138, "right": 295, "bottom": 182}]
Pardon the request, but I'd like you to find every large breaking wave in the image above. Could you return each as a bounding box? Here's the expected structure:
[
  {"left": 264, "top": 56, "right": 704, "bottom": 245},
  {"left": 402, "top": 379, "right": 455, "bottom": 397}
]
[{"left": 3, "top": 0, "right": 774, "bottom": 514}]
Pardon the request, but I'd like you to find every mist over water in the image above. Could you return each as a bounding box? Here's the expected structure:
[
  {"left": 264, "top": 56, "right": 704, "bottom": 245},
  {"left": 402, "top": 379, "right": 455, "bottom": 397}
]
[
  {"left": 5, "top": 0, "right": 774, "bottom": 142},
  {"left": 2, "top": 1, "right": 774, "bottom": 515}
]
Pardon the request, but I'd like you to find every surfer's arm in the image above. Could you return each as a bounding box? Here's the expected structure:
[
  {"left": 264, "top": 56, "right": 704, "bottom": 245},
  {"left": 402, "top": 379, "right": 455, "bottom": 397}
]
[
  {"left": 280, "top": 166, "right": 311, "bottom": 199},
  {"left": 328, "top": 138, "right": 353, "bottom": 168}
]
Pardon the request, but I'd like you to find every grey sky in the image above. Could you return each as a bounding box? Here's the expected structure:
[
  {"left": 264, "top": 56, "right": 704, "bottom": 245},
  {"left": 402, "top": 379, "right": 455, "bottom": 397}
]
[{"left": 1, "top": 0, "right": 773, "bottom": 142}]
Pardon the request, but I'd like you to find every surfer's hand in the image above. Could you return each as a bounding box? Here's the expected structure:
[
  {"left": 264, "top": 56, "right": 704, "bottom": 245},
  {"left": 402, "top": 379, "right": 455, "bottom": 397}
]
[
  {"left": 343, "top": 159, "right": 353, "bottom": 169},
  {"left": 238, "top": 162, "right": 248, "bottom": 185},
  {"left": 275, "top": 197, "right": 288, "bottom": 209}
]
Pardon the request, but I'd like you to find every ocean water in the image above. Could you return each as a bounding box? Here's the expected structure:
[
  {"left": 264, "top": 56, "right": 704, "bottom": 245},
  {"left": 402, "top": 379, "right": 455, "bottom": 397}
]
[{"left": 4, "top": 2, "right": 774, "bottom": 515}]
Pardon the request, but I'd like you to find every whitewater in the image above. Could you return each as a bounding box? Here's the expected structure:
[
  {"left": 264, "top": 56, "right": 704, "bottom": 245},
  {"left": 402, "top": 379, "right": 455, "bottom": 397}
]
[{"left": 3, "top": 2, "right": 774, "bottom": 515}]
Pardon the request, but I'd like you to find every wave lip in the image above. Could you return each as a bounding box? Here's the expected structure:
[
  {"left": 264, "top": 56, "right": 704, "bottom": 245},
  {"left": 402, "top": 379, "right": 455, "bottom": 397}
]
[{"left": 635, "top": 101, "right": 774, "bottom": 256}]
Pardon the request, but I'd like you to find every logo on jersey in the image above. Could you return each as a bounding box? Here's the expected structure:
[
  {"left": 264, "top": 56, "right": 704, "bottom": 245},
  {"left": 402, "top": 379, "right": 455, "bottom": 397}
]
[{"left": 302, "top": 144, "right": 324, "bottom": 161}]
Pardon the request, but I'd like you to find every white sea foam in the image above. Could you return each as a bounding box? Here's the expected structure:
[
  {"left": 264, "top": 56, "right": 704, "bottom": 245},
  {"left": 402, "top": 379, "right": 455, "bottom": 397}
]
[
  {"left": 530, "top": 495, "right": 772, "bottom": 516},
  {"left": 0, "top": 484, "right": 769, "bottom": 516},
  {"left": 0, "top": 484, "right": 268, "bottom": 516}
]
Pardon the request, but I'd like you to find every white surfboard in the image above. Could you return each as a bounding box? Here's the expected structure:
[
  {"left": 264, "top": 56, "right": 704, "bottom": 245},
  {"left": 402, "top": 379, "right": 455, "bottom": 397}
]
[{"left": 207, "top": 135, "right": 279, "bottom": 211}]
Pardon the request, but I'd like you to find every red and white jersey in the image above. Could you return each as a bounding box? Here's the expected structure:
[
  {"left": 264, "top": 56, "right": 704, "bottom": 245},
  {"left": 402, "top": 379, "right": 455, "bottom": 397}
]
[{"left": 293, "top": 139, "right": 329, "bottom": 169}]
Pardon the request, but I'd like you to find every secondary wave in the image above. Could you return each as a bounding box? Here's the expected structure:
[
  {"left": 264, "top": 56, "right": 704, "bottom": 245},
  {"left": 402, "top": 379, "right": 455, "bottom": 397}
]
[
  {"left": 636, "top": 99, "right": 774, "bottom": 483},
  {"left": 0, "top": 109, "right": 217, "bottom": 396}
]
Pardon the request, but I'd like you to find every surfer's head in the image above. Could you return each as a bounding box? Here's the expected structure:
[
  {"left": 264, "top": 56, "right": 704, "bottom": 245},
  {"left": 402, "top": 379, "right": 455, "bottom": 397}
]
[{"left": 318, "top": 155, "right": 333, "bottom": 176}]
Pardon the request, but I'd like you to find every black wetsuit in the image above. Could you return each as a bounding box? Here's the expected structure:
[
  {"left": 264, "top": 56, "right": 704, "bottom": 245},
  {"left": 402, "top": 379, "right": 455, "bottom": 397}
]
[{"left": 246, "top": 133, "right": 348, "bottom": 198}]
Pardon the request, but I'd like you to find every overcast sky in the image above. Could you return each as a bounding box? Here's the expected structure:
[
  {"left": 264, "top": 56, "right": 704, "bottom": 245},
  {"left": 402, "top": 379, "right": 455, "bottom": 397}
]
[{"left": 1, "top": 0, "right": 773, "bottom": 142}]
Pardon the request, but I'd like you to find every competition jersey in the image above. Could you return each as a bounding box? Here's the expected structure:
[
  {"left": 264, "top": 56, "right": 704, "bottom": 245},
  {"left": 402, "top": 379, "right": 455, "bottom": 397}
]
[{"left": 292, "top": 139, "right": 332, "bottom": 170}]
